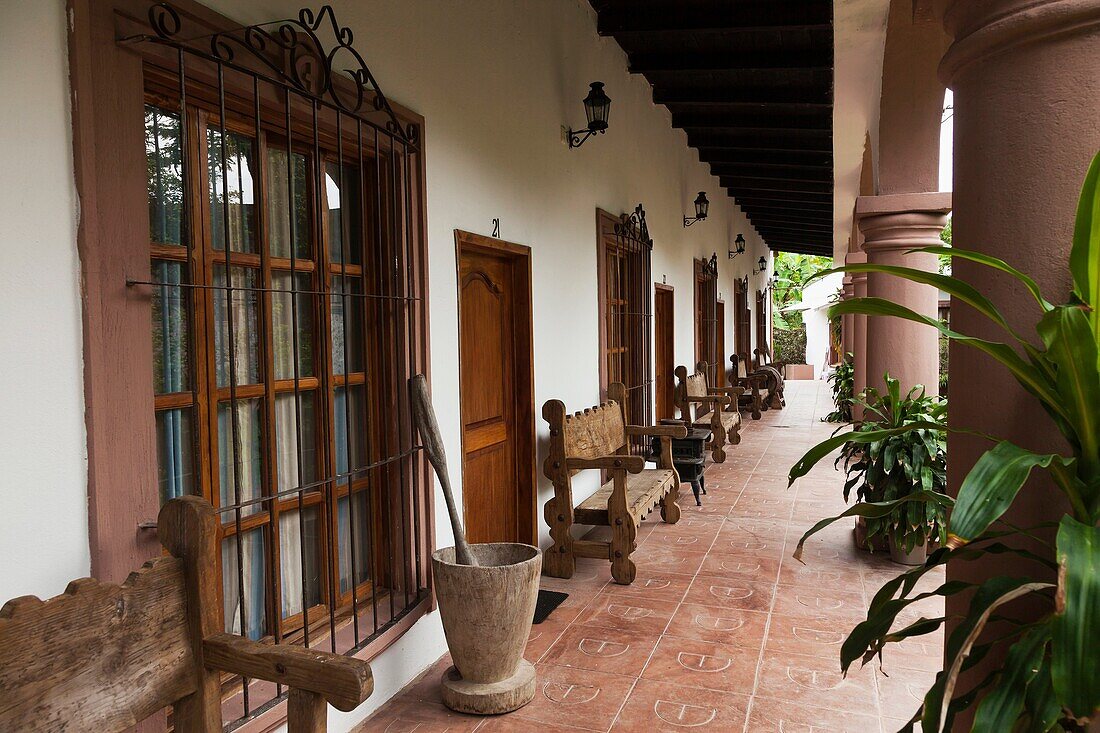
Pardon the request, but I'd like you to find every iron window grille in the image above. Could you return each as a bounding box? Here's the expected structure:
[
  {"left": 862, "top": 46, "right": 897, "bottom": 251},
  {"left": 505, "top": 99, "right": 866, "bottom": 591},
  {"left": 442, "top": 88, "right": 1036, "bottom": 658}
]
[{"left": 129, "top": 3, "right": 430, "bottom": 728}]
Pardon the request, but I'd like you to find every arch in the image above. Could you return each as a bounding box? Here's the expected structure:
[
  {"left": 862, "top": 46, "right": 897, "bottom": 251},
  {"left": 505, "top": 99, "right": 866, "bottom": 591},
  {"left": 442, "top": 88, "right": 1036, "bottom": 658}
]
[{"left": 876, "top": 0, "right": 952, "bottom": 195}]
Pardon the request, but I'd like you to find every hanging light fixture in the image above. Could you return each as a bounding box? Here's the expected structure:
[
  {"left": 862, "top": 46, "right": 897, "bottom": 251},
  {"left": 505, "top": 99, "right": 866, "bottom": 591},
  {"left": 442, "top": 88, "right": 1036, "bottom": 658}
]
[
  {"left": 728, "top": 233, "right": 746, "bottom": 259},
  {"left": 758, "top": 255, "right": 768, "bottom": 273},
  {"left": 568, "top": 82, "right": 611, "bottom": 148},
  {"left": 683, "top": 192, "right": 709, "bottom": 227}
]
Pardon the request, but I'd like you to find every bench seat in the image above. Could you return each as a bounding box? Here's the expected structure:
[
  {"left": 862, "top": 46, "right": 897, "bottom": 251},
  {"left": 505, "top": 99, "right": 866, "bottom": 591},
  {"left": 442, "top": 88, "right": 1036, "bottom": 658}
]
[
  {"left": 575, "top": 469, "right": 677, "bottom": 525},
  {"left": 692, "top": 408, "right": 741, "bottom": 437}
]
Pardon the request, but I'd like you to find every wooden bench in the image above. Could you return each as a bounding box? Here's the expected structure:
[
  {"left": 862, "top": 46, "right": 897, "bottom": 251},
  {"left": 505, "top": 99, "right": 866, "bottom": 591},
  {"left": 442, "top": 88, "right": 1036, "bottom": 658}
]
[
  {"left": 543, "top": 382, "right": 687, "bottom": 585},
  {"left": 674, "top": 362, "right": 743, "bottom": 462},
  {"left": 0, "top": 496, "right": 372, "bottom": 733},
  {"left": 730, "top": 353, "right": 767, "bottom": 420},
  {"left": 752, "top": 343, "right": 786, "bottom": 409}
]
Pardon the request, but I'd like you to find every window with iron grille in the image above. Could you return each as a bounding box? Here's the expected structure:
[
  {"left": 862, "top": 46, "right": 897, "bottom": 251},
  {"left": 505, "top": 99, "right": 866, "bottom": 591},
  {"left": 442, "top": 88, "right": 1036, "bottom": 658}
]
[
  {"left": 136, "top": 4, "right": 430, "bottom": 724},
  {"left": 597, "top": 207, "right": 653, "bottom": 446},
  {"left": 694, "top": 254, "right": 720, "bottom": 383}
]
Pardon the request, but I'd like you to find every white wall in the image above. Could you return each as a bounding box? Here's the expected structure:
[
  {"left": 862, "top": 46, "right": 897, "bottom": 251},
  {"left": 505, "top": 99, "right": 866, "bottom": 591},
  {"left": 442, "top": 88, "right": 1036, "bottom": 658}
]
[
  {"left": 0, "top": 0, "right": 90, "bottom": 603},
  {"left": 801, "top": 273, "right": 844, "bottom": 379},
  {"left": 0, "top": 0, "right": 771, "bottom": 727}
]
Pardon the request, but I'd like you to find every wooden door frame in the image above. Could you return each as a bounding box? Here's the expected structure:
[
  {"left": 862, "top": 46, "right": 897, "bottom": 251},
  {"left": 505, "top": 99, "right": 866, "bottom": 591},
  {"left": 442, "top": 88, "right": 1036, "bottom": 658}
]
[
  {"left": 454, "top": 230, "right": 537, "bottom": 546},
  {"left": 716, "top": 298, "right": 726, "bottom": 386},
  {"left": 653, "top": 283, "right": 675, "bottom": 420}
]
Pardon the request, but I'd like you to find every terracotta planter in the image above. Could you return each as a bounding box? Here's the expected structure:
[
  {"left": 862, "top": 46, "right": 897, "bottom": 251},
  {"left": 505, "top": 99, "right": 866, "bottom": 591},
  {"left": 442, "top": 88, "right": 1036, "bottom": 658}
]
[
  {"left": 432, "top": 543, "right": 542, "bottom": 714},
  {"left": 889, "top": 534, "right": 928, "bottom": 566},
  {"left": 854, "top": 516, "right": 889, "bottom": 552}
]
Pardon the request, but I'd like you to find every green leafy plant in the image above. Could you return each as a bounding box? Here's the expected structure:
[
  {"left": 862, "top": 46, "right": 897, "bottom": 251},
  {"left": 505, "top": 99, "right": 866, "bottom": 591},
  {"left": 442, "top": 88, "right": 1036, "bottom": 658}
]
[
  {"left": 788, "top": 151, "right": 1100, "bottom": 731},
  {"left": 823, "top": 352, "right": 856, "bottom": 423},
  {"left": 832, "top": 375, "right": 948, "bottom": 554}
]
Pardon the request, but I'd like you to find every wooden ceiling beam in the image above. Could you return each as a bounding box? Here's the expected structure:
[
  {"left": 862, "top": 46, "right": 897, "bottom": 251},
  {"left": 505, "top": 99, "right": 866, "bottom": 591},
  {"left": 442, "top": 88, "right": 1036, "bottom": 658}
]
[
  {"left": 630, "top": 50, "right": 831, "bottom": 74},
  {"left": 594, "top": 2, "right": 831, "bottom": 33},
  {"left": 654, "top": 87, "right": 831, "bottom": 107},
  {"left": 698, "top": 147, "right": 832, "bottom": 166},
  {"left": 689, "top": 130, "right": 831, "bottom": 152},
  {"left": 720, "top": 176, "right": 831, "bottom": 194}
]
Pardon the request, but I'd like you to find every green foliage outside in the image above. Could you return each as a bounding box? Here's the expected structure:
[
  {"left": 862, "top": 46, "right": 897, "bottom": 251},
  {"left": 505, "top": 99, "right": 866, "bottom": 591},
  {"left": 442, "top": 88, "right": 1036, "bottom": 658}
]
[
  {"left": 773, "top": 325, "right": 806, "bottom": 364},
  {"left": 772, "top": 251, "right": 833, "bottom": 331}
]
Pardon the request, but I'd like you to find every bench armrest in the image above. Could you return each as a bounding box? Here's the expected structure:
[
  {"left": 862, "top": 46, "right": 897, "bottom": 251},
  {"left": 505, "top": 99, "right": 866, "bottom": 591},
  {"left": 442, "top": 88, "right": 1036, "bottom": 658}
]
[
  {"left": 565, "top": 455, "right": 646, "bottom": 473},
  {"left": 710, "top": 386, "right": 745, "bottom": 398},
  {"left": 625, "top": 424, "right": 689, "bottom": 439},
  {"left": 681, "top": 394, "right": 731, "bottom": 407},
  {"left": 204, "top": 632, "right": 373, "bottom": 712}
]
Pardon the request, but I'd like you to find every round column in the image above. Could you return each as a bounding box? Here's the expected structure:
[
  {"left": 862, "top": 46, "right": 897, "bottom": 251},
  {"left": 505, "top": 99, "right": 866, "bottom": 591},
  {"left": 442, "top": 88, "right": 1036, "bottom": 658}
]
[
  {"left": 860, "top": 209, "right": 946, "bottom": 396},
  {"left": 937, "top": 0, "right": 1100, "bottom": 724}
]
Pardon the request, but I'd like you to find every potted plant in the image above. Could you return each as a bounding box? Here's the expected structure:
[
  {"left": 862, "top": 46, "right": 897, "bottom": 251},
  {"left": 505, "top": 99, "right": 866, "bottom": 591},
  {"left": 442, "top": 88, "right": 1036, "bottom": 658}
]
[
  {"left": 823, "top": 352, "right": 855, "bottom": 423},
  {"left": 787, "top": 152, "right": 1100, "bottom": 730},
  {"left": 832, "top": 375, "right": 948, "bottom": 563}
]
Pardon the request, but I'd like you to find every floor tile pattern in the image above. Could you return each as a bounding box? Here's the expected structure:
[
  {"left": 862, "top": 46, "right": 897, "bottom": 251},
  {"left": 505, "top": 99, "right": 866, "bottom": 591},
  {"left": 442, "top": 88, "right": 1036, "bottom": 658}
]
[{"left": 355, "top": 380, "right": 943, "bottom": 732}]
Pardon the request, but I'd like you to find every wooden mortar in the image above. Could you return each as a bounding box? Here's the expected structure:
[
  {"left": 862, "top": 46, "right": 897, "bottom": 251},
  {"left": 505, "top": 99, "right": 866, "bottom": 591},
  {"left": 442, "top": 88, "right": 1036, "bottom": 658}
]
[{"left": 432, "top": 543, "right": 542, "bottom": 714}]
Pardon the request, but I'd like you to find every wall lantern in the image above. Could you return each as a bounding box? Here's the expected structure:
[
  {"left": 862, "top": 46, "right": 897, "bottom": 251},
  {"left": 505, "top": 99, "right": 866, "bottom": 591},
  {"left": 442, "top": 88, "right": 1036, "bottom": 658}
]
[
  {"left": 568, "top": 82, "right": 611, "bottom": 148},
  {"left": 683, "top": 192, "right": 709, "bottom": 227},
  {"left": 727, "top": 233, "right": 746, "bottom": 259},
  {"left": 758, "top": 255, "right": 768, "bottom": 273}
]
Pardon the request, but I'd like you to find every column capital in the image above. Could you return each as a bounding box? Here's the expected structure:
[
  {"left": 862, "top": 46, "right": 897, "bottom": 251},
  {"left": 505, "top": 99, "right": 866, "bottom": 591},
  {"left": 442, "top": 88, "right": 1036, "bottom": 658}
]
[
  {"left": 937, "top": 0, "right": 1100, "bottom": 84},
  {"left": 855, "top": 194, "right": 951, "bottom": 255}
]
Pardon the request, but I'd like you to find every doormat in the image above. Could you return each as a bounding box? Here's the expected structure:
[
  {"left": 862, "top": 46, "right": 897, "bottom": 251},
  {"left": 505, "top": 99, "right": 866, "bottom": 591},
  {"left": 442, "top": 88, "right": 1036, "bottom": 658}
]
[{"left": 533, "top": 589, "right": 569, "bottom": 624}]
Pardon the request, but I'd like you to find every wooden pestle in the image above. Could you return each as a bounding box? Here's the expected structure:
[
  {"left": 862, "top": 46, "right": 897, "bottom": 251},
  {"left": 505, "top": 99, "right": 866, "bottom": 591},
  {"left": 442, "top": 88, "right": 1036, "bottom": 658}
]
[{"left": 409, "top": 374, "right": 479, "bottom": 566}]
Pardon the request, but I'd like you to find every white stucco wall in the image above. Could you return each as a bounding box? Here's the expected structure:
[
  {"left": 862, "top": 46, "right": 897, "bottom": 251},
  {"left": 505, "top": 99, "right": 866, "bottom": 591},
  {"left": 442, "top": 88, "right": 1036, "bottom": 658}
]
[
  {"left": 0, "top": 0, "right": 90, "bottom": 603},
  {"left": 801, "top": 273, "right": 844, "bottom": 379},
  {"left": 0, "top": 0, "right": 772, "bottom": 727}
]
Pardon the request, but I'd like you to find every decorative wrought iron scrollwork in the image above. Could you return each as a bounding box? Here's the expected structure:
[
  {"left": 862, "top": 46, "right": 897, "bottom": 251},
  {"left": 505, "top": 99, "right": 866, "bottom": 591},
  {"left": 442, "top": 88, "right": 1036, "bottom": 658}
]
[
  {"left": 700, "top": 252, "right": 719, "bottom": 279},
  {"left": 614, "top": 204, "right": 652, "bottom": 247},
  {"left": 140, "top": 2, "right": 418, "bottom": 148}
]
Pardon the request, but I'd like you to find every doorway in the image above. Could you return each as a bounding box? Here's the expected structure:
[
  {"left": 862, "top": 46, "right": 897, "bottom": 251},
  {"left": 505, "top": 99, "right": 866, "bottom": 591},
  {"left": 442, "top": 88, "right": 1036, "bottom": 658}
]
[
  {"left": 455, "top": 231, "right": 536, "bottom": 545},
  {"left": 654, "top": 284, "right": 675, "bottom": 419},
  {"left": 716, "top": 299, "right": 726, "bottom": 386}
]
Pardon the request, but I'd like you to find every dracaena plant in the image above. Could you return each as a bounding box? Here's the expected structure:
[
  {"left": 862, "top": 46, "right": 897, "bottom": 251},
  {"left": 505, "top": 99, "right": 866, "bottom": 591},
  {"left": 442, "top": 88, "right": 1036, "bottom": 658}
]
[
  {"left": 823, "top": 352, "right": 856, "bottom": 423},
  {"left": 834, "top": 375, "right": 949, "bottom": 554},
  {"left": 787, "top": 151, "right": 1100, "bottom": 732}
]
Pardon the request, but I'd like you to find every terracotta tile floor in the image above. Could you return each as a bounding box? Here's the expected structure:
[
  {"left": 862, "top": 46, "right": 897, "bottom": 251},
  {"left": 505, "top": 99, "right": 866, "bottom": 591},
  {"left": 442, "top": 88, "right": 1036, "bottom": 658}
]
[{"left": 355, "top": 380, "right": 943, "bottom": 732}]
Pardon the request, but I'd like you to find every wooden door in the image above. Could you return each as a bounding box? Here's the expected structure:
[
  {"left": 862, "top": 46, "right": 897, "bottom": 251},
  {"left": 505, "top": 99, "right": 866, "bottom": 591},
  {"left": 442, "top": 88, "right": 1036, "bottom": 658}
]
[
  {"left": 735, "top": 280, "right": 752, "bottom": 356},
  {"left": 716, "top": 300, "right": 726, "bottom": 386},
  {"left": 456, "top": 232, "right": 536, "bottom": 545},
  {"left": 654, "top": 285, "right": 675, "bottom": 419}
]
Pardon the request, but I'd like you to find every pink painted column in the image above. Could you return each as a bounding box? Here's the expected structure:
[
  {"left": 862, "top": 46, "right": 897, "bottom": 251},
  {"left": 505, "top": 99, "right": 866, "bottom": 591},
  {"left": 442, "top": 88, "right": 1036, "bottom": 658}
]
[
  {"left": 936, "top": 0, "right": 1100, "bottom": 723},
  {"left": 857, "top": 193, "right": 950, "bottom": 397},
  {"left": 841, "top": 276, "right": 854, "bottom": 358},
  {"left": 845, "top": 252, "right": 868, "bottom": 418}
]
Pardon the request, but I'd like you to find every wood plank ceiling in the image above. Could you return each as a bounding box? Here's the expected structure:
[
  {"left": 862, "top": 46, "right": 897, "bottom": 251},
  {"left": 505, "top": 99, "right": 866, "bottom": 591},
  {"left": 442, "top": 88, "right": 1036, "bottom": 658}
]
[{"left": 590, "top": 0, "right": 834, "bottom": 256}]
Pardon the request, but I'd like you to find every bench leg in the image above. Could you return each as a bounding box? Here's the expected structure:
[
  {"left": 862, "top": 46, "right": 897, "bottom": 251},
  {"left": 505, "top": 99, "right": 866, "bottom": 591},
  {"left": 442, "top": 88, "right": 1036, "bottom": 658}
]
[
  {"left": 700, "top": 474, "right": 707, "bottom": 496},
  {"left": 543, "top": 498, "right": 575, "bottom": 579},
  {"left": 689, "top": 479, "right": 701, "bottom": 505},
  {"left": 660, "top": 484, "right": 681, "bottom": 524}
]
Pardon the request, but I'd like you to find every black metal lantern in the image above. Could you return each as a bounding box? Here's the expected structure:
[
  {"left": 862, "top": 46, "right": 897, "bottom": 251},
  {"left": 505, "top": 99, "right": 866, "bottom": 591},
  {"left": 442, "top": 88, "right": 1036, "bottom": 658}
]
[
  {"left": 758, "top": 255, "right": 768, "bottom": 273},
  {"left": 683, "top": 192, "right": 710, "bottom": 227},
  {"left": 568, "top": 82, "right": 611, "bottom": 148},
  {"left": 728, "top": 233, "right": 746, "bottom": 259}
]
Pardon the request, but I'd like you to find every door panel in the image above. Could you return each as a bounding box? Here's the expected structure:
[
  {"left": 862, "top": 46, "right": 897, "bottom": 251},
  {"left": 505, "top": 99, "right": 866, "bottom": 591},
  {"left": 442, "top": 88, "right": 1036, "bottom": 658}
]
[
  {"left": 654, "top": 286, "right": 674, "bottom": 420},
  {"left": 457, "top": 238, "right": 535, "bottom": 545}
]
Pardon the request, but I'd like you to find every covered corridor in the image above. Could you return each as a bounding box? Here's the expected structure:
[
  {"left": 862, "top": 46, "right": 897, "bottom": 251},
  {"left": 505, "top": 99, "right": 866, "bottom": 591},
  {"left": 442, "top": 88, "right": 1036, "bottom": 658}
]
[{"left": 360, "top": 380, "right": 944, "bottom": 732}]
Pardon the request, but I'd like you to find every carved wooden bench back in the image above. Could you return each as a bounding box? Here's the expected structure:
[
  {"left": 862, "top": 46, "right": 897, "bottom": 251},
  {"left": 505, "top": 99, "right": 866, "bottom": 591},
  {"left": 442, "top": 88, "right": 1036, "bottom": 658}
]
[
  {"left": 0, "top": 558, "right": 193, "bottom": 731},
  {"left": 0, "top": 497, "right": 373, "bottom": 733},
  {"left": 559, "top": 399, "right": 628, "bottom": 470}
]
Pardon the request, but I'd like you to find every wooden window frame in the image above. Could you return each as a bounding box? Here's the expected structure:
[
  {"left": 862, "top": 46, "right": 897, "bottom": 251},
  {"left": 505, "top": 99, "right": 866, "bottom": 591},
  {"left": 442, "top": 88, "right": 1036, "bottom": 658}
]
[
  {"left": 596, "top": 208, "right": 653, "bottom": 439},
  {"left": 693, "top": 255, "right": 720, "bottom": 384}
]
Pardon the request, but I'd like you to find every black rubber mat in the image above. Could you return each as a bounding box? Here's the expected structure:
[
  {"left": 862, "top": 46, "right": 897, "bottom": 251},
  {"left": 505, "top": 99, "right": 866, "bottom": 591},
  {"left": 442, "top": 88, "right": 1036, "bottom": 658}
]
[{"left": 532, "top": 589, "right": 569, "bottom": 624}]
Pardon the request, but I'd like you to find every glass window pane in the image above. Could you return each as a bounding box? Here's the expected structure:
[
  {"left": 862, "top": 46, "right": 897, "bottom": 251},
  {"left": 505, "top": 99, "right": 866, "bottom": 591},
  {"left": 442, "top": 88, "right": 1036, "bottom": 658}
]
[
  {"left": 325, "top": 161, "right": 361, "bottom": 265},
  {"left": 218, "top": 398, "right": 264, "bottom": 517},
  {"left": 274, "top": 391, "right": 317, "bottom": 493},
  {"left": 221, "top": 529, "right": 267, "bottom": 640},
  {"left": 151, "top": 260, "right": 191, "bottom": 394},
  {"left": 338, "top": 491, "right": 372, "bottom": 593},
  {"left": 278, "top": 506, "right": 322, "bottom": 619},
  {"left": 266, "top": 147, "right": 309, "bottom": 259},
  {"left": 145, "top": 106, "right": 183, "bottom": 245},
  {"left": 331, "top": 276, "right": 364, "bottom": 374},
  {"left": 156, "top": 408, "right": 193, "bottom": 504},
  {"left": 213, "top": 266, "right": 261, "bottom": 387},
  {"left": 334, "top": 385, "right": 367, "bottom": 485},
  {"left": 272, "top": 271, "right": 314, "bottom": 380},
  {"left": 207, "top": 127, "right": 256, "bottom": 253}
]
